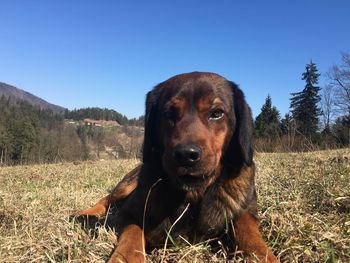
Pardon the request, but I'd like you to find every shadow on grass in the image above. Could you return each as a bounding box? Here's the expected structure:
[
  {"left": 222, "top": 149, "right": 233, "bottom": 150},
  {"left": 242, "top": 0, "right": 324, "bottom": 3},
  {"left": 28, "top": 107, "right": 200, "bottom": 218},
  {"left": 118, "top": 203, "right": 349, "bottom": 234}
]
[{"left": 69, "top": 205, "right": 120, "bottom": 238}]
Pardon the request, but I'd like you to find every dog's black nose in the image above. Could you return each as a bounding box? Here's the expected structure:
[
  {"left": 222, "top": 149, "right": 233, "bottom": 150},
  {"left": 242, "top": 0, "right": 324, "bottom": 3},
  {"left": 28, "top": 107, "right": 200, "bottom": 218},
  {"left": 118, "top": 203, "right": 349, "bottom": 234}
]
[{"left": 172, "top": 144, "right": 202, "bottom": 166}]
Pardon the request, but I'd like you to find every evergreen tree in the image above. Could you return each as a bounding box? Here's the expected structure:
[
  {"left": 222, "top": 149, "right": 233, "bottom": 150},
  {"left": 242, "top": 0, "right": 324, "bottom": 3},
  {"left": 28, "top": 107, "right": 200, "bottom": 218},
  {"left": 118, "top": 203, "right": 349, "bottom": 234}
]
[
  {"left": 255, "top": 95, "right": 281, "bottom": 138},
  {"left": 76, "top": 125, "right": 90, "bottom": 160},
  {"left": 290, "top": 61, "right": 321, "bottom": 138},
  {"left": 280, "top": 113, "right": 293, "bottom": 135},
  {"left": 332, "top": 116, "right": 350, "bottom": 146}
]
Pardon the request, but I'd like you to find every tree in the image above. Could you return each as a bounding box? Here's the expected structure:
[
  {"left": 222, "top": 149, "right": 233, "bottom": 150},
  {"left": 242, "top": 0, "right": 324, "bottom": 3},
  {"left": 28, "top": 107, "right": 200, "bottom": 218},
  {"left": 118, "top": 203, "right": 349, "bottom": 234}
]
[
  {"left": 77, "top": 125, "right": 90, "bottom": 160},
  {"left": 10, "top": 120, "right": 40, "bottom": 163},
  {"left": 280, "top": 113, "right": 297, "bottom": 150},
  {"left": 290, "top": 61, "right": 322, "bottom": 138},
  {"left": 321, "top": 85, "right": 336, "bottom": 133},
  {"left": 255, "top": 95, "right": 281, "bottom": 138},
  {"left": 327, "top": 52, "right": 350, "bottom": 118},
  {"left": 332, "top": 116, "right": 350, "bottom": 146}
]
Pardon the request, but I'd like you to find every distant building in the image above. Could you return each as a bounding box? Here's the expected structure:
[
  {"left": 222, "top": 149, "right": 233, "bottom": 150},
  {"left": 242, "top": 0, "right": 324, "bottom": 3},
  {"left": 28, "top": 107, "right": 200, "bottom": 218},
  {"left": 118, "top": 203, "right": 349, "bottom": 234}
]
[{"left": 83, "top": 118, "right": 121, "bottom": 127}]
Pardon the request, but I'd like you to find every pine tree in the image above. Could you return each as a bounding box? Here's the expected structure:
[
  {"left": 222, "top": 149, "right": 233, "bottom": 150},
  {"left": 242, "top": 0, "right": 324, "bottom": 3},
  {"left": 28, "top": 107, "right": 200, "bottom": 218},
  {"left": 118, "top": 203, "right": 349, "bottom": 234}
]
[
  {"left": 281, "top": 113, "right": 293, "bottom": 135},
  {"left": 255, "top": 95, "right": 281, "bottom": 138},
  {"left": 290, "top": 61, "right": 321, "bottom": 138}
]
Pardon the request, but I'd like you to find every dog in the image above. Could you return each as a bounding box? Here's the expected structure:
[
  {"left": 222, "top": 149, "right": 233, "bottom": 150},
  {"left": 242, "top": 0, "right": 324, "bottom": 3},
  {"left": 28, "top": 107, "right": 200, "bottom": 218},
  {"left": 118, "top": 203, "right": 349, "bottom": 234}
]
[{"left": 76, "top": 72, "right": 277, "bottom": 262}]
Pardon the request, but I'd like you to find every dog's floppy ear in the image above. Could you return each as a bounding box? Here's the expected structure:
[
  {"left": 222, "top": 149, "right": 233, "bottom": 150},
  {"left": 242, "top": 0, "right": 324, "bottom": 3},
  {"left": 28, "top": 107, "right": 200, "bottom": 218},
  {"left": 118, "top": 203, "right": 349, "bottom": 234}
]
[
  {"left": 142, "top": 84, "right": 163, "bottom": 163},
  {"left": 223, "top": 82, "right": 254, "bottom": 167}
]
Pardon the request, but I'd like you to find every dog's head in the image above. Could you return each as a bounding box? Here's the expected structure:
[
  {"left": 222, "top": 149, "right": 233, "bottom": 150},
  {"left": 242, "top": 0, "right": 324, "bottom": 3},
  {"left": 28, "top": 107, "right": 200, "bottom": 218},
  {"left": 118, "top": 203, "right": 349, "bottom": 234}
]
[{"left": 143, "top": 72, "right": 253, "bottom": 191}]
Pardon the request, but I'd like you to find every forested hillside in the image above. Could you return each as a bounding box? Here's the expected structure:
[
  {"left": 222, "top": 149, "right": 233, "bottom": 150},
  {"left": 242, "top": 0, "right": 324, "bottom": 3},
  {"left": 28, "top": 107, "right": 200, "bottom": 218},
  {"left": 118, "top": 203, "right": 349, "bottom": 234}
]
[
  {"left": 0, "top": 96, "right": 143, "bottom": 165},
  {"left": 0, "top": 82, "right": 66, "bottom": 113},
  {"left": 64, "top": 107, "right": 144, "bottom": 126}
]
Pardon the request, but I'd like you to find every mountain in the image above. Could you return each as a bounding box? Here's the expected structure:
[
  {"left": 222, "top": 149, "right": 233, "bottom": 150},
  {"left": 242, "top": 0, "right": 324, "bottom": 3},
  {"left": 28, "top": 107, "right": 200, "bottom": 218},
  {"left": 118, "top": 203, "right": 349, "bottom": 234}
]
[{"left": 0, "top": 82, "right": 66, "bottom": 113}]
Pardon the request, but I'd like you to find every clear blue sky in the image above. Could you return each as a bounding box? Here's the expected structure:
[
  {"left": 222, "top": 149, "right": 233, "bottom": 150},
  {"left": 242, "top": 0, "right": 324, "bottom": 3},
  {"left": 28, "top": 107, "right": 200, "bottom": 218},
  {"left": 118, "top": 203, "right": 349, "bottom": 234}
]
[{"left": 1, "top": 0, "right": 349, "bottom": 118}]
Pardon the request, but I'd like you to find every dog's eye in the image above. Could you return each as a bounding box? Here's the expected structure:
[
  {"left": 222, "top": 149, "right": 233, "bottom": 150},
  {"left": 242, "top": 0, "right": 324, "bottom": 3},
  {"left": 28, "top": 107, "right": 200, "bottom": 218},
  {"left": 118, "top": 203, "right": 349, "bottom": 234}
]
[
  {"left": 208, "top": 109, "right": 224, "bottom": 121},
  {"left": 163, "top": 110, "right": 177, "bottom": 127},
  {"left": 164, "top": 111, "right": 175, "bottom": 119}
]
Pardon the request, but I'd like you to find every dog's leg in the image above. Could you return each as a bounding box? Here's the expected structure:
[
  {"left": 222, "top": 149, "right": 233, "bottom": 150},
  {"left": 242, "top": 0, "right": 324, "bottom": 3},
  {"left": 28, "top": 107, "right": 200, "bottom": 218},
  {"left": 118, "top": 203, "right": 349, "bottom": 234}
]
[
  {"left": 77, "top": 165, "right": 141, "bottom": 217},
  {"left": 108, "top": 224, "right": 145, "bottom": 263},
  {"left": 76, "top": 195, "right": 110, "bottom": 217},
  {"left": 232, "top": 211, "right": 277, "bottom": 263}
]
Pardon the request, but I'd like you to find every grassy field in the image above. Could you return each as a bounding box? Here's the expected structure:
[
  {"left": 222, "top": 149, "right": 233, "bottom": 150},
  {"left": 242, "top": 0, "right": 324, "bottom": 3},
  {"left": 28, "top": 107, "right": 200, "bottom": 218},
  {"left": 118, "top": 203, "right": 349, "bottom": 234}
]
[{"left": 0, "top": 149, "right": 349, "bottom": 262}]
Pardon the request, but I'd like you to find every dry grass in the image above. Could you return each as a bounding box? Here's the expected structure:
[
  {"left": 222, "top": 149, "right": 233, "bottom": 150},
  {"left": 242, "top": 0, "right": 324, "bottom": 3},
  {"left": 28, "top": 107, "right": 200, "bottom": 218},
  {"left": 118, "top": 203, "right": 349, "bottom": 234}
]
[{"left": 0, "top": 149, "right": 349, "bottom": 262}]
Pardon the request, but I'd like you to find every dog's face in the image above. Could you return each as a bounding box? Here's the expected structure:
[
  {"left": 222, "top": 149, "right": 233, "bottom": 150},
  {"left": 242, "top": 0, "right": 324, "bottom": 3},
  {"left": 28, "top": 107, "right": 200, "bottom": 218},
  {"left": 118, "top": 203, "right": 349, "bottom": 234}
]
[{"left": 143, "top": 72, "right": 253, "bottom": 192}]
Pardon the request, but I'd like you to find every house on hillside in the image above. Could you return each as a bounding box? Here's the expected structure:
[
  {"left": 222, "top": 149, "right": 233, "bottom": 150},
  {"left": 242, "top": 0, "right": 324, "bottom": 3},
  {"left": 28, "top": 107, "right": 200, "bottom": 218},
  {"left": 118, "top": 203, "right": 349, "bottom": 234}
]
[{"left": 83, "top": 118, "right": 121, "bottom": 127}]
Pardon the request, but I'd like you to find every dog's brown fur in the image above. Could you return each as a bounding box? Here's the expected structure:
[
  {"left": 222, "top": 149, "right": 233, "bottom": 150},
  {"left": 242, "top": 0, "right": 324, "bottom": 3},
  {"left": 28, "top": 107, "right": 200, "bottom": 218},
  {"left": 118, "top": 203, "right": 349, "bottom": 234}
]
[{"left": 77, "top": 72, "right": 277, "bottom": 262}]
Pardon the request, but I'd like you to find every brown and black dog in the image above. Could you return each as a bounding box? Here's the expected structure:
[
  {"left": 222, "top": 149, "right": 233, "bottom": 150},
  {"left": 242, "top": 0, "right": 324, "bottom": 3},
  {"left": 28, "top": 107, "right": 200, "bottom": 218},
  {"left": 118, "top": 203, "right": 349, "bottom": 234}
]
[{"left": 76, "top": 72, "right": 277, "bottom": 262}]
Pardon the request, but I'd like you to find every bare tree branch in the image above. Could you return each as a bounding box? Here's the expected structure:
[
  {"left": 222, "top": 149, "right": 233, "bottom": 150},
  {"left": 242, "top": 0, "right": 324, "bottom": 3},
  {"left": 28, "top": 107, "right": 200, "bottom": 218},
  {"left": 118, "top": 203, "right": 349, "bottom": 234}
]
[{"left": 327, "top": 52, "right": 350, "bottom": 116}]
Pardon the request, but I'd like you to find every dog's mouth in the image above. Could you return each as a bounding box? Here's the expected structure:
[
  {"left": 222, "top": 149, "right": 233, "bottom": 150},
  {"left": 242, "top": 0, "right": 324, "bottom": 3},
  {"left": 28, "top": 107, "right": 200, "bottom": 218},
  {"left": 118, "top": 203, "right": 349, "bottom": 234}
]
[
  {"left": 177, "top": 174, "right": 209, "bottom": 191},
  {"left": 163, "top": 157, "right": 214, "bottom": 191}
]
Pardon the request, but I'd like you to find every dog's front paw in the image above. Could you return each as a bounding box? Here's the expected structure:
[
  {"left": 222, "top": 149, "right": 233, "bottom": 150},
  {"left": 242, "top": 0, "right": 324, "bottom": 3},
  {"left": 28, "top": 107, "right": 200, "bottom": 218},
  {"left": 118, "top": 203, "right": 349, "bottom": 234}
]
[{"left": 108, "top": 251, "right": 145, "bottom": 263}]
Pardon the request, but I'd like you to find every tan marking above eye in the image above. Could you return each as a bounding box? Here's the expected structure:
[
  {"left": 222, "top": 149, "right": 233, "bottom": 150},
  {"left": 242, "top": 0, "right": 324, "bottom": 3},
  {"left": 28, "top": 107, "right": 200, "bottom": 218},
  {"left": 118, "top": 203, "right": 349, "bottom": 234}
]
[
  {"left": 198, "top": 97, "right": 225, "bottom": 109},
  {"left": 169, "top": 97, "right": 185, "bottom": 107},
  {"left": 164, "top": 98, "right": 186, "bottom": 116},
  {"left": 212, "top": 98, "right": 224, "bottom": 105}
]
